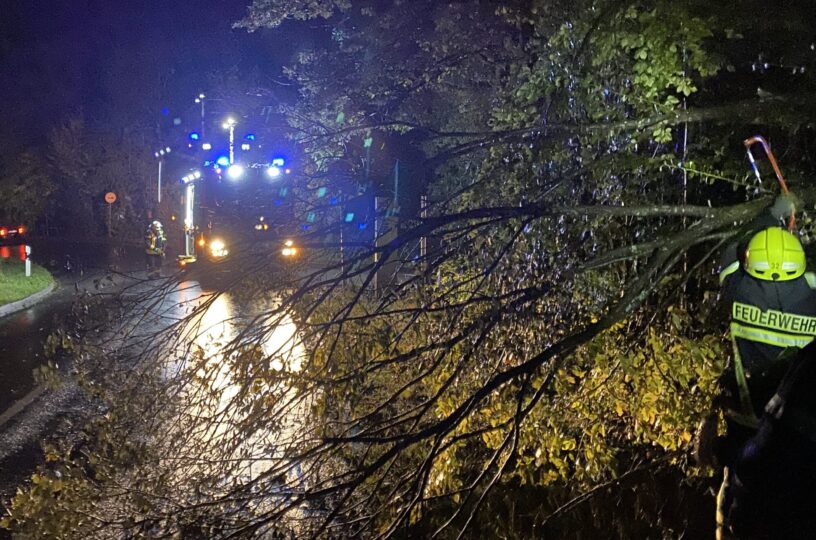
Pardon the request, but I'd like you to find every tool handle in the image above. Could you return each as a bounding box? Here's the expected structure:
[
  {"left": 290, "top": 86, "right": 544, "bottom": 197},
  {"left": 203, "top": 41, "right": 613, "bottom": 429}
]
[{"left": 744, "top": 136, "right": 796, "bottom": 230}]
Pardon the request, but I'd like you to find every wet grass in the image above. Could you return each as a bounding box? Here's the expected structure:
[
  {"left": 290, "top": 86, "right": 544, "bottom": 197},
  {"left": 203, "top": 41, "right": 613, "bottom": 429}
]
[{"left": 0, "top": 259, "right": 54, "bottom": 306}]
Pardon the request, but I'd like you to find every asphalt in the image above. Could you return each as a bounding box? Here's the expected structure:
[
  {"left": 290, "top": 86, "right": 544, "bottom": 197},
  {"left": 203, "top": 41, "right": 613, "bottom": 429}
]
[
  {"left": 0, "top": 240, "right": 144, "bottom": 412},
  {"left": 0, "top": 239, "right": 147, "bottom": 505},
  {"left": 0, "top": 238, "right": 296, "bottom": 515}
]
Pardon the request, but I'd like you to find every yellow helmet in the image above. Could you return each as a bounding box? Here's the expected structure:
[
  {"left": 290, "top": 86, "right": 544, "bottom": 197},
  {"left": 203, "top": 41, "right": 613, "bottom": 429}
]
[{"left": 745, "top": 227, "right": 806, "bottom": 281}]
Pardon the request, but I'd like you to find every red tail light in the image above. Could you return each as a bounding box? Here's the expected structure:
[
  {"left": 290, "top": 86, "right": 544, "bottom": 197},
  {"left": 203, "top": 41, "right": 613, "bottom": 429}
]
[{"left": 17, "top": 226, "right": 25, "bottom": 234}]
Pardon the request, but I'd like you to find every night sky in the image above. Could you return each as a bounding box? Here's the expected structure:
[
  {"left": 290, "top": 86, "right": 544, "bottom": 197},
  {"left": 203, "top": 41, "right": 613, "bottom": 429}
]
[{"left": 0, "top": 0, "right": 298, "bottom": 151}]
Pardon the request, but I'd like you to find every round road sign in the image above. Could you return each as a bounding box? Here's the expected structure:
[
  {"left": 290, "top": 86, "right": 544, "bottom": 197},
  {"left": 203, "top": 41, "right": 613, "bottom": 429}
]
[{"left": 105, "top": 192, "right": 117, "bottom": 204}]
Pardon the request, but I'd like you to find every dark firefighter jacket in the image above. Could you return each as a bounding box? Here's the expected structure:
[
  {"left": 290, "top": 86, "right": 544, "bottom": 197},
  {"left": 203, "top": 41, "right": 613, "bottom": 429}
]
[
  {"left": 145, "top": 228, "right": 166, "bottom": 256},
  {"left": 720, "top": 220, "right": 816, "bottom": 427}
]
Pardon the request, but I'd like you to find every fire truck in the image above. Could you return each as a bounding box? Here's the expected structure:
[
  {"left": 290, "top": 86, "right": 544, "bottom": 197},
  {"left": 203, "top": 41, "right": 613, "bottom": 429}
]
[{"left": 175, "top": 157, "right": 299, "bottom": 267}]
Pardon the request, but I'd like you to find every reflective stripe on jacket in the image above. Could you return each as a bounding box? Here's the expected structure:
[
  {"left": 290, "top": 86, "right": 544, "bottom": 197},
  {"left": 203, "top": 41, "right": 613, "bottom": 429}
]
[{"left": 720, "top": 263, "right": 816, "bottom": 425}]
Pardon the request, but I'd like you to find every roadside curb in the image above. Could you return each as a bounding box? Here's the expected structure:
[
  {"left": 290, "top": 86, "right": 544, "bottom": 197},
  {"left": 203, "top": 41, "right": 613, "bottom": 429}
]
[
  {"left": 0, "top": 384, "right": 48, "bottom": 430},
  {"left": 0, "top": 281, "right": 57, "bottom": 320}
]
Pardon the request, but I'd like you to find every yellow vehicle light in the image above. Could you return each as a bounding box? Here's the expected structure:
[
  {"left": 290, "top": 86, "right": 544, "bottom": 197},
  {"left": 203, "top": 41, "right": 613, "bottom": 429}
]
[{"left": 210, "top": 239, "right": 229, "bottom": 258}]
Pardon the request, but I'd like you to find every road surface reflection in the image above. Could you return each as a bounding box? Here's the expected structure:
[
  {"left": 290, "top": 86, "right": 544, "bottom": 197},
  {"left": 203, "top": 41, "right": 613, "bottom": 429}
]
[{"left": 149, "top": 280, "right": 307, "bottom": 488}]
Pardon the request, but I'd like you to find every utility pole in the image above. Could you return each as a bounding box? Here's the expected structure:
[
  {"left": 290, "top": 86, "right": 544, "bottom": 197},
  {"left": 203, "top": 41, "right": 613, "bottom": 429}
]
[
  {"left": 375, "top": 160, "right": 402, "bottom": 294},
  {"left": 195, "top": 93, "right": 206, "bottom": 139}
]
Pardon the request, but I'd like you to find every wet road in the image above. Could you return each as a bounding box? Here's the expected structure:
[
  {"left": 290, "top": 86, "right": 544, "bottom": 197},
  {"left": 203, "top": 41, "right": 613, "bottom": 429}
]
[
  {"left": 0, "top": 242, "right": 304, "bottom": 511},
  {"left": 0, "top": 239, "right": 143, "bottom": 412},
  {"left": 0, "top": 239, "right": 162, "bottom": 504},
  {"left": 0, "top": 279, "right": 73, "bottom": 410}
]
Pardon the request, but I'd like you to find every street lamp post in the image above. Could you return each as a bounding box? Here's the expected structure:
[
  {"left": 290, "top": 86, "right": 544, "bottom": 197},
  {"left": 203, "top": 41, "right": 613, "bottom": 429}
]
[
  {"left": 222, "top": 117, "right": 237, "bottom": 164},
  {"left": 194, "top": 93, "right": 206, "bottom": 138},
  {"left": 153, "top": 147, "right": 171, "bottom": 204}
]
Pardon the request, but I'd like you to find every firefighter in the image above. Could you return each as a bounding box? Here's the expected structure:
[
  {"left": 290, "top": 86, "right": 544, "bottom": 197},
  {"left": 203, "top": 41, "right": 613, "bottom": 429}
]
[
  {"left": 145, "top": 220, "right": 166, "bottom": 278},
  {"left": 714, "top": 194, "right": 816, "bottom": 538}
]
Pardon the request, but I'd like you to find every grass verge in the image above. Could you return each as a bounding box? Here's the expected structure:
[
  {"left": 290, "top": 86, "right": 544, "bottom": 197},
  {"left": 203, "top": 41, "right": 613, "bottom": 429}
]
[{"left": 0, "top": 258, "right": 54, "bottom": 307}]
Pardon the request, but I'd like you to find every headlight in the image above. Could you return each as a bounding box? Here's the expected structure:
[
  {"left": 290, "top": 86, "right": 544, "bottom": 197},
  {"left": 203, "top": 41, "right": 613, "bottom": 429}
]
[
  {"left": 210, "top": 239, "right": 229, "bottom": 258},
  {"left": 281, "top": 240, "right": 297, "bottom": 257},
  {"left": 226, "top": 164, "right": 245, "bottom": 180}
]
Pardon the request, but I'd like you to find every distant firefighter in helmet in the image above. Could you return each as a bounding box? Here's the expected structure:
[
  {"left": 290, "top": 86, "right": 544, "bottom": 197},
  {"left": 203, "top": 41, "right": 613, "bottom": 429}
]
[{"left": 145, "top": 220, "right": 166, "bottom": 278}]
